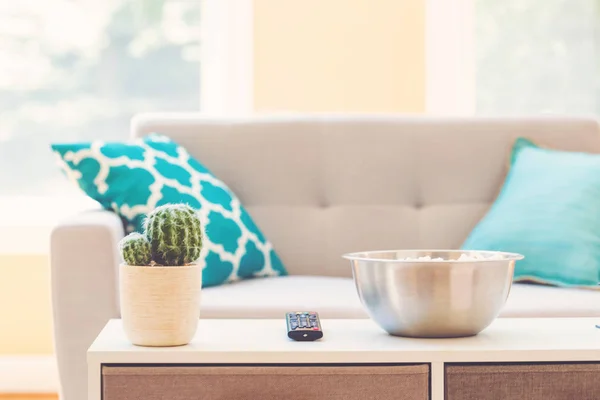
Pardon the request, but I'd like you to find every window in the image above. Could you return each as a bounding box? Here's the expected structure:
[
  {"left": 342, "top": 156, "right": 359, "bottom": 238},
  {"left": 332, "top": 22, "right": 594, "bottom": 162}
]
[
  {"left": 426, "top": 0, "right": 600, "bottom": 117},
  {"left": 476, "top": 0, "right": 599, "bottom": 115},
  {"left": 0, "top": 0, "right": 201, "bottom": 196}
]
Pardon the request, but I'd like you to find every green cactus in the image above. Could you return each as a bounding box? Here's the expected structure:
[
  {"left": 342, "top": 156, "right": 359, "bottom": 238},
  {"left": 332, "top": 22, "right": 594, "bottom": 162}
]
[
  {"left": 144, "top": 203, "right": 203, "bottom": 266},
  {"left": 119, "top": 232, "right": 152, "bottom": 266}
]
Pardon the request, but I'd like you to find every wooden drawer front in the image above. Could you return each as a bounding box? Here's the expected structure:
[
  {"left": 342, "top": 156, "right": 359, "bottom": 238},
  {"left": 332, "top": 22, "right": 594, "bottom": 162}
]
[
  {"left": 103, "top": 364, "right": 429, "bottom": 400},
  {"left": 446, "top": 363, "right": 600, "bottom": 400}
]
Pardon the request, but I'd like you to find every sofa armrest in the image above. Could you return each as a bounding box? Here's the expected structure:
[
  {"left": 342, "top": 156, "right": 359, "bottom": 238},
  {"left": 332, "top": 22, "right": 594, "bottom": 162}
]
[{"left": 50, "top": 209, "right": 124, "bottom": 400}]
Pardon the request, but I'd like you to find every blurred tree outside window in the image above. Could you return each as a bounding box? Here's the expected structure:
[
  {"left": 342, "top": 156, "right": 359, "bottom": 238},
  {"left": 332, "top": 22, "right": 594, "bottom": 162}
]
[
  {"left": 0, "top": 0, "right": 200, "bottom": 196},
  {"left": 476, "top": 0, "right": 600, "bottom": 115}
]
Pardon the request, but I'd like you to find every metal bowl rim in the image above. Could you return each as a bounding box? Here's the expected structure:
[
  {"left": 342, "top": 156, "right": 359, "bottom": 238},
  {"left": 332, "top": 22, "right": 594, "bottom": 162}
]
[{"left": 342, "top": 249, "right": 525, "bottom": 263}]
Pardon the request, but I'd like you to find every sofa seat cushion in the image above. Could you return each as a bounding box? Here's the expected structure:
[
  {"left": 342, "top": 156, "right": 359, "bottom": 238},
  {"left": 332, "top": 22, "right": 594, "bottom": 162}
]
[
  {"left": 200, "top": 276, "right": 368, "bottom": 319},
  {"left": 500, "top": 283, "right": 600, "bottom": 318},
  {"left": 201, "top": 278, "right": 600, "bottom": 320}
]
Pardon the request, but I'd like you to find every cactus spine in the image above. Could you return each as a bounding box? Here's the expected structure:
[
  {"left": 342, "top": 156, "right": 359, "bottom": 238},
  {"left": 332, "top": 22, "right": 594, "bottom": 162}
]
[
  {"left": 119, "top": 232, "right": 152, "bottom": 266},
  {"left": 144, "top": 203, "right": 203, "bottom": 266}
]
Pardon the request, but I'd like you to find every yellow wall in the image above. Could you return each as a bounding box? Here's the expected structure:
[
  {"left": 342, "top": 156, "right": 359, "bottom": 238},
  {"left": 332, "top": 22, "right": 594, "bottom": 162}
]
[
  {"left": 0, "top": 255, "right": 53, "bottom": 354},
  {"left": 254, "top": 0, "right": 426, "bottom": 113}
]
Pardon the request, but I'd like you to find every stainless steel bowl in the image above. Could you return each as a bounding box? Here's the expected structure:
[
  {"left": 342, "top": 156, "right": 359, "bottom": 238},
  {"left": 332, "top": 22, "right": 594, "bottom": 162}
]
[{"left": 343, "top": 250, "right": 524, "bottom": 338}]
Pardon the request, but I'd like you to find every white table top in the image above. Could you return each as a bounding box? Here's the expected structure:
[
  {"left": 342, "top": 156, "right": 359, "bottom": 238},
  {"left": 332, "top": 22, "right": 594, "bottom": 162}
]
[{"left": 88, "top": 318, "right": 600, "bottom": 365}]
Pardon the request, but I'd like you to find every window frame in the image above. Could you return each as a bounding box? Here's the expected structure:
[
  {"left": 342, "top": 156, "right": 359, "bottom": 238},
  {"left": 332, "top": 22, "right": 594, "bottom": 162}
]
[
  {"left": 200, "top": 0, "right": 254, "bottom": 115},
  {"left": 425, "top": 0, "right": 475, "bottom": 116}
]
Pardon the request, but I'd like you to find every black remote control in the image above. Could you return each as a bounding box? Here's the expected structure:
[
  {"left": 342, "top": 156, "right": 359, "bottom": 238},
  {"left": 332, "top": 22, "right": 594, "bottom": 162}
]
[{"left": 286, "top": 311, "right": 323, "bottom": 341}]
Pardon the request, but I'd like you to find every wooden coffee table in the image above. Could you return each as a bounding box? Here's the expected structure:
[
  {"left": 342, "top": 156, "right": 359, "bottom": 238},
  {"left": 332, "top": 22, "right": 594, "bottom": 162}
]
[{"left": 88, "top": 318, "right": 600, "bottom": 400}]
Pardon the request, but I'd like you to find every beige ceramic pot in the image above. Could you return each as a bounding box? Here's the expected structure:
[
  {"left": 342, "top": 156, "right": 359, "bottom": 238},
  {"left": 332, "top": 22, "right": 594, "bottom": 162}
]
[{"left": 119, "top": 264, "right": 202, "bottom": 347}]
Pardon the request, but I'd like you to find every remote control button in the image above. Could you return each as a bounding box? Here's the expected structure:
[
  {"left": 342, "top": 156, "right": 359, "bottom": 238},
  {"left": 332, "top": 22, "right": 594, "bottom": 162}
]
[
  {"left": 291, "top": 324, "right": 298, "bottom": 330},
  {"left": 309, "top": 315, "right": 317, "bottom": 320},
  {"left": 313, "top": 327, "right": 320, "bottom": 330},
  {"left": 310, "top": 321, "right": 318, "bottom": 327}
]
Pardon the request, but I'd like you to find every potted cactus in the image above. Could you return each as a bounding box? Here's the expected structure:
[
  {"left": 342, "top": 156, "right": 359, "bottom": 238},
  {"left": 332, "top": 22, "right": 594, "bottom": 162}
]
[{"left": 118, "top": 203, "right": 203, "bottom": 347}]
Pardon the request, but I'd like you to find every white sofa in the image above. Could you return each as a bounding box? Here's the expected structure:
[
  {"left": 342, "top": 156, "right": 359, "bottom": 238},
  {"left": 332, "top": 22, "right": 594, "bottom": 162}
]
[{"left": 50, "top": 114, "right": 600, "bottom": 400}]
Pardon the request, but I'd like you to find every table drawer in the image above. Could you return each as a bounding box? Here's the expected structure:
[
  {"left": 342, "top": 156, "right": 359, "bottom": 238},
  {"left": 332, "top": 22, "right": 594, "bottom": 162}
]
[
  {"left": 446, "top": 363, "right": 600, "bottom": 400},
  {"left": 103, "top": 364, "right": 429, "bottom": 400}
]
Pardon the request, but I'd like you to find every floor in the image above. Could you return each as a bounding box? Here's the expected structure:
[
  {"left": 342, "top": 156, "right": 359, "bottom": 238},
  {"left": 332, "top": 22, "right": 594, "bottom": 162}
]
[{"left": 0, "top": 395, "right": 57, "bottom": 400}]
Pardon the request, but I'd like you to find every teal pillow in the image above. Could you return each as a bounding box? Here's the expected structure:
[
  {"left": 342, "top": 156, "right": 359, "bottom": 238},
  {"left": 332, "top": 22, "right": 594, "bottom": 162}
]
[
  {"left": 51, "top": 134, "right": 287, "bottom": 287},
  {"left": 462, "top": 137, "right": 600, "bottom": 289}
]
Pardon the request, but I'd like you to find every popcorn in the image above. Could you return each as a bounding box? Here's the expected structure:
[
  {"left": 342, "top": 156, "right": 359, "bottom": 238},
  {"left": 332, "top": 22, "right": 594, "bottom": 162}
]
[
  {"left": 397, "top": 253, "right": 506, "bottom": 262},
  {"left": 457, "top": 252, "right": 504, "bottom": 261},
  {"left": 400, "top": 255, "right": 445, "bottom": 262}
]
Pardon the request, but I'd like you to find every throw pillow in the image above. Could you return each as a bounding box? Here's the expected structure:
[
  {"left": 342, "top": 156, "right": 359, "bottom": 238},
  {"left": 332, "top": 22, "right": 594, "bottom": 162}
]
[
  {"left": 462, "top": 137, "right": 600, "bottom": 289},
  {"left": 51, "top": 134, "right": 287, "bottom": 287}
]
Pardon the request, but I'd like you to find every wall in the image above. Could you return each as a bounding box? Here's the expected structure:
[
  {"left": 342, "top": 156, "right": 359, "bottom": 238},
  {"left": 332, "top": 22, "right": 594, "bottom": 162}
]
[
  {"left": 0, "top": 254, "right": 53, "bottom": 354},
  {"left": 253, "top": 0, "right": 426, "bottom": 113}
]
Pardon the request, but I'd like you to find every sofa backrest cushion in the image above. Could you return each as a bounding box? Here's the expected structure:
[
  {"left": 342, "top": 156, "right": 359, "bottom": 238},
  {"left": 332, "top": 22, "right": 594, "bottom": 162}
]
[{"left": 132, "top": 114, "right": 600, "bottom": 277}]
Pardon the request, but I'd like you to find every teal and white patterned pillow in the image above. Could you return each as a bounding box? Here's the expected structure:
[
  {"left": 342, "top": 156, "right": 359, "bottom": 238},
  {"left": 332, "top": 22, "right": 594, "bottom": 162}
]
[{"left": 51, "top": 134, "right": 287, "bottom": 287}]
